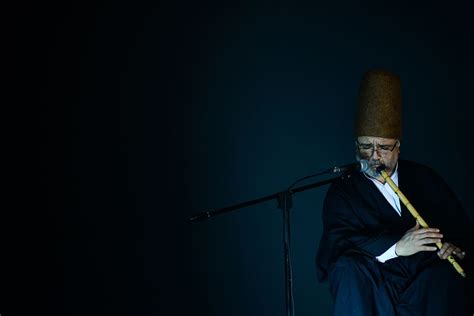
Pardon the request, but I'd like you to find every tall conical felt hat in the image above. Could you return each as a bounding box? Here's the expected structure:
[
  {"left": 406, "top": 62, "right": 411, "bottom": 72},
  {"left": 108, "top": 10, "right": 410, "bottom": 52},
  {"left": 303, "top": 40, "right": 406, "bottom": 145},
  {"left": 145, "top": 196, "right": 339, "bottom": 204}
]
[{"left": 355, "top": 69, "right": 402, "bottom": 139}]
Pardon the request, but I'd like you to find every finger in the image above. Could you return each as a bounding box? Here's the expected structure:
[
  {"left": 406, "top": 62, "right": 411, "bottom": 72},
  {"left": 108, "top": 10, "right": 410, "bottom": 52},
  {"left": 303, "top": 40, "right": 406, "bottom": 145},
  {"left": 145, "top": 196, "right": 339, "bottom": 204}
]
[
  {"left": 456, "top": 251, "right": 466, "bottom": 260},
  {"left": 439, "top": 242, "right": 451, "bottom": 251},
  {"left": 451, "top": 246, "right": 465, "bottom": 259},
  {"left": 413, "top": 228, "right": 440, "bottom": 235},
  {"left": 420, "top": 246, "right": 438, "bottom": 252},
  {"left": 417, "top": 238, "right": 442, "bottom": 245},
  {"left": 410, "top": 220, "right": 421, "bottom": 230},
  {"left": 443, "top": 246, "right": 456, "bottom": 259},
  {"left": 437, "top": 243, "right": 450, "bottom": 258},
  {"left": 439, "top": 244, "right": 455, "bottom": 260},
  {"left": 408, "top": 222, "right": 419, "bottom": 232},
  {"left": 418, "top": 232, "right": 443, "bottom": 239}
]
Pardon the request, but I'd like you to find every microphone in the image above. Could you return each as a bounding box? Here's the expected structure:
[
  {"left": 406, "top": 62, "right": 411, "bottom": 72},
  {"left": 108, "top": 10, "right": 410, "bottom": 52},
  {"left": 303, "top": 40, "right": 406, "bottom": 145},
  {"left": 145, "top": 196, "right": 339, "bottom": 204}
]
[
  {"left": 287, "top": 159, "right": 370, "bottom": 190},
  {"left": 329, "top": 160, "right": 370, "bottom": 174}
]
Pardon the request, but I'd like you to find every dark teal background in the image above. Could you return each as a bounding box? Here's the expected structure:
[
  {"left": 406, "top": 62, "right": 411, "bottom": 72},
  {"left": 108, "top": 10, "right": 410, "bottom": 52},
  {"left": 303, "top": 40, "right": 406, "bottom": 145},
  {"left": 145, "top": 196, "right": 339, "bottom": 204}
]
[{"left": 35, "top": 1, "right": 474, "bottom": 315}]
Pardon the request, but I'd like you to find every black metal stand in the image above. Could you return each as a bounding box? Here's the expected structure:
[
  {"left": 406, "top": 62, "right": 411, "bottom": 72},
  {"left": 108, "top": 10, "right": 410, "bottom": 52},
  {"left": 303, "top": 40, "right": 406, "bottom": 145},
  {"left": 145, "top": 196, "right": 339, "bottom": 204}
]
[
  {"left": 189, "top": 171, "right": 347, "bottom": 316},
  {"left": 278, "top": 190, "right": 294, "bottom": 316}
]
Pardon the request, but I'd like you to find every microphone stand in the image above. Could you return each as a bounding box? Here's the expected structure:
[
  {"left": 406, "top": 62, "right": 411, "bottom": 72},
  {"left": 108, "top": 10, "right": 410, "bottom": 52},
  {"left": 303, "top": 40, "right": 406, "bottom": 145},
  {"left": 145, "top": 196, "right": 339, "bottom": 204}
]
[{"left": 190, "top": 171, "right": 351, "bottom": 316}]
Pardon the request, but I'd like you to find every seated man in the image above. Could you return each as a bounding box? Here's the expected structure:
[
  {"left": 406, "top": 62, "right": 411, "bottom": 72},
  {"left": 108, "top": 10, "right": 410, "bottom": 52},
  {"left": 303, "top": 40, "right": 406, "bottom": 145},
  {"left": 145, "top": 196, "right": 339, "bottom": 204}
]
[{"left": 315, "top": 69, "right": 473, "bottom": 315}]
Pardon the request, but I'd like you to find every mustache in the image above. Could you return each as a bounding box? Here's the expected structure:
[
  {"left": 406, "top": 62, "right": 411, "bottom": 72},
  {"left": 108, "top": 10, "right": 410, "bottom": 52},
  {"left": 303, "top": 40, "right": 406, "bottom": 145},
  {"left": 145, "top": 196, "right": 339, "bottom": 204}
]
[
  {"left": 368, "top": 161, "right": 383, "bottom": 167},
  {"left": 367, "top": 161, "right": 389, "bottom": 172}
]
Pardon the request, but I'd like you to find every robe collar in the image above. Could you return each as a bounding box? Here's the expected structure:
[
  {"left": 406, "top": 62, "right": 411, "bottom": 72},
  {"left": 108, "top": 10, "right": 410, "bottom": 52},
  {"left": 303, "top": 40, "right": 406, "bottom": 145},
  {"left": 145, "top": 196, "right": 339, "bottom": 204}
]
[{"left": 352, "top": 159, "right": 414, "bottom": 229}]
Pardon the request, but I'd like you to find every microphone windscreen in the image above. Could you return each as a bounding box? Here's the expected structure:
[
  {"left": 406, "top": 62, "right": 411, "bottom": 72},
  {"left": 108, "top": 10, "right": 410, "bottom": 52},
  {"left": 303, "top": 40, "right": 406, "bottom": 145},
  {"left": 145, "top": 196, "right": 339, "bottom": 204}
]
[{"left": 359, "top": 160, "right": 370, "bottom": 172}]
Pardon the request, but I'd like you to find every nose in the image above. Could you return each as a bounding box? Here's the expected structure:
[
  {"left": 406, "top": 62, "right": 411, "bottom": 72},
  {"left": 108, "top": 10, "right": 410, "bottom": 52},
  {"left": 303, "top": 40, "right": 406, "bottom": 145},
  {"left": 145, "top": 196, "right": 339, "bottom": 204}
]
[{"left": 371, "top": 148, "right": 381, "bottom": 159}]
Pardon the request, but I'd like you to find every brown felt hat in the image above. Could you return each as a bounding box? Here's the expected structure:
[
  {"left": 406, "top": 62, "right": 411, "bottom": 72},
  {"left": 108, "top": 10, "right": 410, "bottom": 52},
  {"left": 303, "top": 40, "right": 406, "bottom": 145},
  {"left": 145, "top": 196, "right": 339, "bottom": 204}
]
[{"left": 355, "top": 69, "right": 402, "bottom": 139}]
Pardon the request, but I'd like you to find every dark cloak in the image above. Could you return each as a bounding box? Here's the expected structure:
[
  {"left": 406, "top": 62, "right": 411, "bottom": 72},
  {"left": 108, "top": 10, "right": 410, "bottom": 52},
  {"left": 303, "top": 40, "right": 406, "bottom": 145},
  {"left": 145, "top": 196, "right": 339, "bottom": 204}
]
[{"left": 316, "top": 159, "right": 473, "bottom": 281}]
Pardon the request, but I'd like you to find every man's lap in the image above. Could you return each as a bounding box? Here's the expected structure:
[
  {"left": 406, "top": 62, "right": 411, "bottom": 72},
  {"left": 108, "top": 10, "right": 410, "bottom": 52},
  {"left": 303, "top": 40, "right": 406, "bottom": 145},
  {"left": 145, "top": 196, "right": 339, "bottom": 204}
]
[{"left": 328, "top": 252, "right": 471, "bottom": 315}]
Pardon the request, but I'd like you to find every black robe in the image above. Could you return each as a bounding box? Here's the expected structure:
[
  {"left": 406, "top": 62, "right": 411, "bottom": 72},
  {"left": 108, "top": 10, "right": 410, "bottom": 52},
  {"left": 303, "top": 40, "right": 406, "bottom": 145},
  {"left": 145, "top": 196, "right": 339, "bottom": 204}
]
[{"left": 315, "top": 159, "right": 474, "bottom": 315}]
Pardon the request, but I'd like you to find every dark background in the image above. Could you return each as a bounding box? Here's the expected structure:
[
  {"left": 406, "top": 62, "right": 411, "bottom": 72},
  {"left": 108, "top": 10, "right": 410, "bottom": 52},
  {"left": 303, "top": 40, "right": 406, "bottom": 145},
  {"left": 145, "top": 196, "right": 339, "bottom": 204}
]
[{"left": 28, "top": 1, "right": 474, "bottom": 315}]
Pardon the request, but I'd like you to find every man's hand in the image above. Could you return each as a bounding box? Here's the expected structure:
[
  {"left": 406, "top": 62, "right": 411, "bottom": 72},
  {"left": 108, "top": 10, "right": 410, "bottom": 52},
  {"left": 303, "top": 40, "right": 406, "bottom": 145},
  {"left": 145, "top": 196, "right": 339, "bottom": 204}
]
[
  {"left": 395, "top": 221, "right": 443, "bottom": 256},
  {"left": 437, "top": 242, "right": 466, "bottom": 260}
]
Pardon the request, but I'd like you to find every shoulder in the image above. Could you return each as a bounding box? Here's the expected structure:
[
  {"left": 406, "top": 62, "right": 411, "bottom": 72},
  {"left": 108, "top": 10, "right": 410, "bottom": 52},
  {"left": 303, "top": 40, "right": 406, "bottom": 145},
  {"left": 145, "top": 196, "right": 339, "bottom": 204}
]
[
  {"left": 398, "top": 159, "right": 450, "bottom": 190},
  {"left": 398, "top": 159, "right": 439, "bottom": 178}
]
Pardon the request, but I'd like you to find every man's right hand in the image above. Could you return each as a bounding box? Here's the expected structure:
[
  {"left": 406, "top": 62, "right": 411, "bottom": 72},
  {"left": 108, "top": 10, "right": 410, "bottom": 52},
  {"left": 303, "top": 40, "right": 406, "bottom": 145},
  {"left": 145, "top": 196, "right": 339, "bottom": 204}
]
[{"left": 395, "top": 221, "right": 443, "bottom": 256}]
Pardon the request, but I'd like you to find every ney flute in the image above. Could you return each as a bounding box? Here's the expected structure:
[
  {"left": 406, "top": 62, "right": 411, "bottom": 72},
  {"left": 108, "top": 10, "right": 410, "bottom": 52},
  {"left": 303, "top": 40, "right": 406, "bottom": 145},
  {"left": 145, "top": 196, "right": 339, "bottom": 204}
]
[{"left": 378, "top": 168, "right": 466, "bottom": 278}]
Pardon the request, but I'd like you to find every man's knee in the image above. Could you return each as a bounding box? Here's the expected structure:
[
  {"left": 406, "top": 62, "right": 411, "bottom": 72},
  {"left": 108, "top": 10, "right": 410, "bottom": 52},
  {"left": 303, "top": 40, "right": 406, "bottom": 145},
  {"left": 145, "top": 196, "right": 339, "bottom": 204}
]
[
  {"left": 331, "top": 253, "right": 373, "bottom": 270},
  {"left": 331, "top": 253, "right": 379, "bottom": 277},
  {"left": 328, "top": 254, "right": 379, "bottom": 292},
  {"left": 328, "top": 254, "right": 395, "bottom": 315}
]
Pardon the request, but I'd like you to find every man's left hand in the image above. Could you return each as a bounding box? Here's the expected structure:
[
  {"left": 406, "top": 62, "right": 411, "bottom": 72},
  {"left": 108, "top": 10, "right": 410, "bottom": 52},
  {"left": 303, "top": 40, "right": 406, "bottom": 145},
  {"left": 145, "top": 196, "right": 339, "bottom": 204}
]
[{"left": 437, "top": 242, "right": 466, "bottom": 260}]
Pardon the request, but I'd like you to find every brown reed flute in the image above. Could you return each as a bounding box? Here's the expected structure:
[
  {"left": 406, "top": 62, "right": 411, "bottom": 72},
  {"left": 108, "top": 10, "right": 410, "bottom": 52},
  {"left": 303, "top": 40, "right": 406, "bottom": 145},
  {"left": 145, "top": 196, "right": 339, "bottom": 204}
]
[{"left": 378, "top": 168, "right": 467, "bottom": 278}]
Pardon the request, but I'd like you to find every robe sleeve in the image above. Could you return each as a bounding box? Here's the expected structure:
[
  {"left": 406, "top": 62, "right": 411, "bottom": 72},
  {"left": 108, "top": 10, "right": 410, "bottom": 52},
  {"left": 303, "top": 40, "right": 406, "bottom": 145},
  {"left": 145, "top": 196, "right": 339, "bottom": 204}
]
[
  {"left": 428, "top": 169, "right": 474, "bottom": 257},
  {"left": 316, "top": 183, "right": 402, "bottom": 281},
  {"left": 376, "top": 243, "right": 398, "bottom": 262}
]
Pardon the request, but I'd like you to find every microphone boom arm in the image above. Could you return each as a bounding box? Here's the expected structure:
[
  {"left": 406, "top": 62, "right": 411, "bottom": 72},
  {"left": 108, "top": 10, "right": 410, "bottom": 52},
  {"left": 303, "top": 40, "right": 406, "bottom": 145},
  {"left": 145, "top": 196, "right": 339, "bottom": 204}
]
[{"left": 189, "top": 177, "right": 337, "bottom": 222}]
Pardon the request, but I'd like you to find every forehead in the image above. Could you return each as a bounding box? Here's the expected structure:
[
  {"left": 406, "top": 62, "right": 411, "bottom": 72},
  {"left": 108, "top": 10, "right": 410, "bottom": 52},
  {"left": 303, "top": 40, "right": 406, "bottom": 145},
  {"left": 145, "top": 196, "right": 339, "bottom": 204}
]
[{"left": 357, "top": 136, "right": 398, "bottom": 144}]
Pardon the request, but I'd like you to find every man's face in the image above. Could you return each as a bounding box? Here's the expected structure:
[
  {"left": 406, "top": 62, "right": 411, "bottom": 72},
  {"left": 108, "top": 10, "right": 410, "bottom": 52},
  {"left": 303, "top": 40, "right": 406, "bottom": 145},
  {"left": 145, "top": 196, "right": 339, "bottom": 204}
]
[{"left": 355, "top": 136, "right": 400, "bottom": 178}]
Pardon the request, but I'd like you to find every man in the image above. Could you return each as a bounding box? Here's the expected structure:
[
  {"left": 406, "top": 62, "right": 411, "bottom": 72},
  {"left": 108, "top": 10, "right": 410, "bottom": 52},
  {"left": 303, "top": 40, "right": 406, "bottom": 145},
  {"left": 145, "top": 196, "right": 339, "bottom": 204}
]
[{"left": 315, "top": 69, "right": 473, "bottom": 315}]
